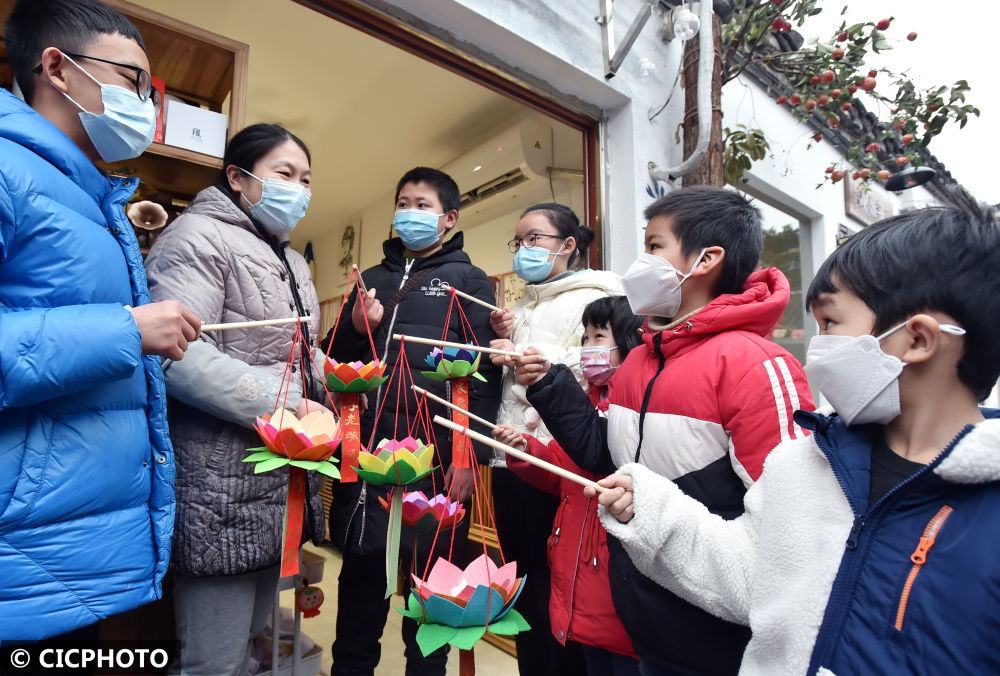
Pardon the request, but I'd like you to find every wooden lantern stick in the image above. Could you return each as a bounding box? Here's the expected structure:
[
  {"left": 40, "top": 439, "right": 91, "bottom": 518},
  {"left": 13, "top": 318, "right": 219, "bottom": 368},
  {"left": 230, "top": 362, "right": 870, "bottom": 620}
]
[
  {"left": 392, "top": 334, "right": 524, "bottom": 358},
  {"left": 411, "top": 385, "right": 498, "bottom": 431},
  {"left": 352, "top": 264, "right": 369, "bottom": 296},
  {"left": 201, "top": 316, "right": 311, "bottom": 332},
  {"left": 440, "top": 283, "right": 503, "bottom": 313},
  {"left": 433, "top": 415, "right": 609, "bottom": 494}
]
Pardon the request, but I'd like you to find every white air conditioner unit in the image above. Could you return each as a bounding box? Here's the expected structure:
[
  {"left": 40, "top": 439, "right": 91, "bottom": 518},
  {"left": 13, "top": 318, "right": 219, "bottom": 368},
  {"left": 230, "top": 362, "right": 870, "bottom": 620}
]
[{"left": 441, "top": 119, "right": 557, "bottom": 226}]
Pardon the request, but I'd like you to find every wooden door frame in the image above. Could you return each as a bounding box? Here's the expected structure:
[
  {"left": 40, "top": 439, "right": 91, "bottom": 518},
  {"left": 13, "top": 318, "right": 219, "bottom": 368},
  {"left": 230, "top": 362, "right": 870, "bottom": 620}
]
[{"left": 292, "top": 0, "right": 604, "bottom": 268}]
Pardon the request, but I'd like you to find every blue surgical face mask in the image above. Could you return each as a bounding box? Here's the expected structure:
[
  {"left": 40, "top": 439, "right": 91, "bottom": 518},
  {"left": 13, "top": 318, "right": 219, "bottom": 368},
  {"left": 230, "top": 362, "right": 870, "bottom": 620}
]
[
  {"left": 58, "top": 54, "right": 156, "bottom": 163},
  {"left": 513, "top": 243, "right": 567, "bottom": 283},
  {"left": 393, "top": 209, "right": 444, "bottom": 251},
  {"left": 240, "top": 169, "right": 311, "bottom": 235}
]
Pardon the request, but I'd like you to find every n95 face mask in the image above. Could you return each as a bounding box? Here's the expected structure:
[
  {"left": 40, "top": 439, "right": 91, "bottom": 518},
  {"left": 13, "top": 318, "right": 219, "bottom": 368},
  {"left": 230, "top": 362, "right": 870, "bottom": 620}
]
[
  {"left": 804, "top": 321, "right": 966, "bottom": 426},
  {"left": 621, "top": 248, "right": 707, "bottom": 318}
]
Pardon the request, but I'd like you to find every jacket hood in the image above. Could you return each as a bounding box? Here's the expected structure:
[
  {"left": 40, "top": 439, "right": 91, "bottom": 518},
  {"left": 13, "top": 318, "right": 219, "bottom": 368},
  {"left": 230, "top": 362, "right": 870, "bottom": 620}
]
[
  {"left": 519, "top": 268, "right": 623, "bottom": 304},
  {"left": 379, "top": 231, "right": 471, "bottom": 270},
  {"left": 0, "top": 88, "right": 131, "bottom": 202},
  {"left": 642, "top": 266, "right": 790, "bottom": 356},
  {"left": 795, "top": 409, "right": 1000, "bottom": 499}
]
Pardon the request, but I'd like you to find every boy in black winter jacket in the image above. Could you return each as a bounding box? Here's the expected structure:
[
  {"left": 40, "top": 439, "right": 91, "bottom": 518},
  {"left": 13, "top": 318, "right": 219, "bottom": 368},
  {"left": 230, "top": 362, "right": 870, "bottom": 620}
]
[{"left": 324, "top": 167, "right": 501, "bottom": 676}]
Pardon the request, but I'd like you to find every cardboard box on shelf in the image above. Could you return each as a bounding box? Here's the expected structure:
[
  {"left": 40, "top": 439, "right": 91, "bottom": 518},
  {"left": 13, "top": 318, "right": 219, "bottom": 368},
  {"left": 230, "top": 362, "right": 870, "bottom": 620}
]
[{"left": 164, "top": 99, "right": 228, "bottom": 158}]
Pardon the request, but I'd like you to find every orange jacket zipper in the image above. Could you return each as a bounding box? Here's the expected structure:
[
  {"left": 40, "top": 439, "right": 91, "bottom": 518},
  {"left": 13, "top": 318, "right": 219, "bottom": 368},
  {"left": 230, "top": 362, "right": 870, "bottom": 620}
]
[{"left": 894, "top": 505, "right": 954, "bottom": 631}]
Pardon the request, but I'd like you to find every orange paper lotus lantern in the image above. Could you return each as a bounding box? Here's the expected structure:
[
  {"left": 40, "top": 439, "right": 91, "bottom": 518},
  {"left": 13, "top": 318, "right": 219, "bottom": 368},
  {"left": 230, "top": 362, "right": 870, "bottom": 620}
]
[
  {"left": 246, "top": 409, "right": 341, "bottom": 476},
  {"left": 245, "top": 408, "right": 342, "bottom": 578}
]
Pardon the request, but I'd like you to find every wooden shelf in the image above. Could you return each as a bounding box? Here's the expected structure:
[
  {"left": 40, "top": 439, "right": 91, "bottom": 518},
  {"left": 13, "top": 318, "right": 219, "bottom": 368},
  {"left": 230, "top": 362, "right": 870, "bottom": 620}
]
[
  {"left": 146, "top": 142, "right": 223, "bottom": 169},
  {"left": 0, "top": 37, "right": 10, "bottom": 92},
  {"left": 101, "top": 0, "right": 247, "bottom": 200},
  {"left": 101, "top": 146, "right": 220, "bottom": 199}
]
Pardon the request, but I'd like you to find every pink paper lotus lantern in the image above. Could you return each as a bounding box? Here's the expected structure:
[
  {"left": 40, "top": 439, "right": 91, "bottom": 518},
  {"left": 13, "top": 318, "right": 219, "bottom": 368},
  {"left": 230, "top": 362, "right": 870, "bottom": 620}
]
[
  {"left": 379, "top": 491, "right": 466, "bottom": 533},
  {"left": 410, "top": 554, "right": 525, "bottom": 628}
]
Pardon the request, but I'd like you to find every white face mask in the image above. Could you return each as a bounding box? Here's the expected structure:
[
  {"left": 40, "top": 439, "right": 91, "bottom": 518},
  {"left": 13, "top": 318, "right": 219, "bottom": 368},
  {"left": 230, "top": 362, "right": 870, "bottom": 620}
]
[
  {"left": 621, "top": 248, "right": 707, "bottom": 318},
  {"left": 804, "top": 320, "right": 966, "bottom": 426},
  {"left": 57, "top": 54, "right": 157, "bottom": 163}
]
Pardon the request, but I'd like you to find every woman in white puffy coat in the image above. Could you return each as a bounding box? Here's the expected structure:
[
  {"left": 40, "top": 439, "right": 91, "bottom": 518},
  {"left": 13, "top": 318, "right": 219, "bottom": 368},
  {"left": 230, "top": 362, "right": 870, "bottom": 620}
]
[{"left": 487, "top": 203, "right": 622, "bottom": 676}]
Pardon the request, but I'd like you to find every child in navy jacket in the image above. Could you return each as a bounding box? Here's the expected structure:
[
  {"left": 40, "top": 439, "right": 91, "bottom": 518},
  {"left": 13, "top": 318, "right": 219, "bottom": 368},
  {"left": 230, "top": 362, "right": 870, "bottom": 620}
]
[{"left": 596, "top": 206, "right": 1000, "bottom": 675}]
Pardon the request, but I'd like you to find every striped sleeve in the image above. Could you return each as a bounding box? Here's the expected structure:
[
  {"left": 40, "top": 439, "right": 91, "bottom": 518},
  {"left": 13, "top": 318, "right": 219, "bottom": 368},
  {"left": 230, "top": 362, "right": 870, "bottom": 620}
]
[{"left": 722, "top": 355, "right": 814, "bottom": 483}]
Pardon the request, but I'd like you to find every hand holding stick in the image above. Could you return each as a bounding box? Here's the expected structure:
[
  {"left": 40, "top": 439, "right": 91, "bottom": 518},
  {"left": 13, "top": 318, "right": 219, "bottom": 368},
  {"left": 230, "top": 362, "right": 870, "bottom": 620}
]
[{"left": 433, "top": 415, "right": 608, "bottom": 493}]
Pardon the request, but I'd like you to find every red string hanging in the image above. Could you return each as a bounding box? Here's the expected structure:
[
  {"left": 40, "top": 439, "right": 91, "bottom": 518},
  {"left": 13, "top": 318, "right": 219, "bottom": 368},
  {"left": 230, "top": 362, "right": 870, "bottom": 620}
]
[
  {"left": 326, "top": 268, "right": 382, "bottom": 482},
  {"left": 273, "top": 320, "right": 344, "bottom": 578}
]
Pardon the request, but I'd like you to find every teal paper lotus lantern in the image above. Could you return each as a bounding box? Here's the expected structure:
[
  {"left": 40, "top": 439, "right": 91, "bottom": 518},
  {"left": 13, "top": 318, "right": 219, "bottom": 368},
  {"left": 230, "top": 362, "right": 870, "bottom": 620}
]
[{"left": 421, "top": 346, "right": 486, "bottom": 383}]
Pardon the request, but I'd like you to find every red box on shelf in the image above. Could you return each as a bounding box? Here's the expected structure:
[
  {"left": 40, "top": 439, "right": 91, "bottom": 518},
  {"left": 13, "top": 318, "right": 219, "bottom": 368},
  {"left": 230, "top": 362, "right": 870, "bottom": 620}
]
[{"left": 151, "top": 75, "right": 166, "bottom": 143}]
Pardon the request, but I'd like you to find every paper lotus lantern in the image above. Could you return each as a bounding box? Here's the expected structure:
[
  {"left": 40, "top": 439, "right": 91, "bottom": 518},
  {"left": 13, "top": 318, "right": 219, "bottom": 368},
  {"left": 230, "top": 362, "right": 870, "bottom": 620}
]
[
  {"left": 411, "top": 554, "right": 525, "bottom": 627},
  {"left": 323, "top": 358, "right": 389, "bottom": 393},
  {"left": 421, "top": 347, "right": 487, "bottom": 383},
  {"left": 354, "top": 437, "right": 435, "bottom": 486},
  {"left": 397, "top": 555, "right": 529, "bottom": 656},
  {"left": 246, "top": 409, "right": 341, "bottom": 478},
  {"left": 245, "top": 408, "right": 341, "bottom": 579},
  {"left": 379, "top": 491, "right": 466, "bottom": 533}
]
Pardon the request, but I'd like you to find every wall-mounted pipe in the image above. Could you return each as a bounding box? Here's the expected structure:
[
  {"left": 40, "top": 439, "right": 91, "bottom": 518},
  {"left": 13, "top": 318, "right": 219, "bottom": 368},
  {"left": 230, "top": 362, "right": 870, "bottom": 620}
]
[
  {"left": 599, "top": 0, "right": 658, "bottom": 79},
  {"left": 648, "top": 0, "right": 715, "bottom": 181}
]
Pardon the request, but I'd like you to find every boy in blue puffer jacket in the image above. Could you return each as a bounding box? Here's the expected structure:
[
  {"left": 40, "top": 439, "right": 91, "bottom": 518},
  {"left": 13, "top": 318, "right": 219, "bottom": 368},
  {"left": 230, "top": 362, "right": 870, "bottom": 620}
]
[
  {"left": 594, "top": 206, "right": 1000, "bottom": 675},
  {"left": 0, "top": 0, "right": 201, "bottom": 642}
]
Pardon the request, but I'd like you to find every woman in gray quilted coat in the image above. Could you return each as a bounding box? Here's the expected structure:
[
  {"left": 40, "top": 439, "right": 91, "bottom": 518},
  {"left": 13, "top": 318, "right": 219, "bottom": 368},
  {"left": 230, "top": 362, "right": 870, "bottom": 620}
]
[{"left": 145, "top": 124, "right": 330, "bottom": 676}]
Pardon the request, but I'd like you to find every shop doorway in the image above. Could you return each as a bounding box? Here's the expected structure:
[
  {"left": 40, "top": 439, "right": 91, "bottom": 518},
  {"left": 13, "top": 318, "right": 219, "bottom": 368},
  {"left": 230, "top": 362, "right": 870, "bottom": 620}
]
[{"left": 107, "top": 0, "right": 599, "bottom": 308}]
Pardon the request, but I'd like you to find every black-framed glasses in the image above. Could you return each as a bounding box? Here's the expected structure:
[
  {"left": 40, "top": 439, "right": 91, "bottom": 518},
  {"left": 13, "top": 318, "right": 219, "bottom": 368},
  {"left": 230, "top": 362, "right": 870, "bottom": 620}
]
[
  {"left": 507, "top": 234, "right": 565, "bottom": 253},
  {"left": 35, "top": 52, "right": 162, "bottom": 114}
]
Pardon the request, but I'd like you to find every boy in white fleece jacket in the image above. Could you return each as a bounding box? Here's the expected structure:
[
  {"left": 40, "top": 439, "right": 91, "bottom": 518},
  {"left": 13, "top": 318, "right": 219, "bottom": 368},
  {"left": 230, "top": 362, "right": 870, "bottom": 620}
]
[{"left": 589, "top": 206, "right": 1000, "bottom": 675}]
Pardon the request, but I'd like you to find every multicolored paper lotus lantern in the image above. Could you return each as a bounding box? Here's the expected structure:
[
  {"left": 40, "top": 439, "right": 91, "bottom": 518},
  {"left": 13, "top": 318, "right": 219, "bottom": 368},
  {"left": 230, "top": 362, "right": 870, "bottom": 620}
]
[
  {"left": 246, "top": 409, "right": 341, "bottom": 477},
  {"left": 354, "top": 436, "right": 435, "bottom": 486},
  {"left": 323, "top": 357, "right": 389, "bottom": 393},
  {"left": 379, "top": 491, "right": 466, "bottom": 533},
  {"left": 421, "top": 347, "right": 487, "bottom": 383},
  {"left": 397, "top": 555, "right": 529, "bottom": 656}
]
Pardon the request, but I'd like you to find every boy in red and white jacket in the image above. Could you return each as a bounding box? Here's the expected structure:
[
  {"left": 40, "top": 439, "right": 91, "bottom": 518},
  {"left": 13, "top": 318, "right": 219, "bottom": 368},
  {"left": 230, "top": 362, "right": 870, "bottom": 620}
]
[
  {"left": 495, "top": 296, "right": 644, "bottom": 674},
  {"left": 513, "top": 186, "right": 814, "bottom": 675}
]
